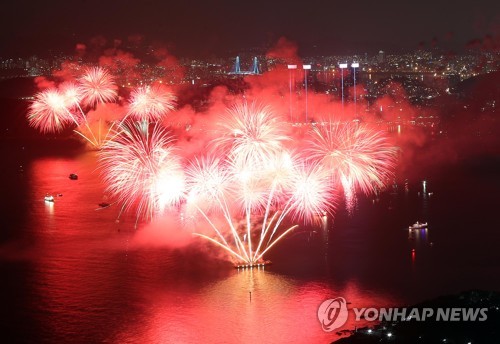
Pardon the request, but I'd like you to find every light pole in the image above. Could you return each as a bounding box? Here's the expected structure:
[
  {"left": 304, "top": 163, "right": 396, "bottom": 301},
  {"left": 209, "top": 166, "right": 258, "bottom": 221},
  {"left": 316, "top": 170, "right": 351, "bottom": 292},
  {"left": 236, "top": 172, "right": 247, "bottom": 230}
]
[
  {"left": 303, "top": 64, "right": 311, "bottom": 123},
  {"left": 287, "top": 64, "right": 297, "bottom": 122},
  {"left": 351, "top": 62, "right": 359, "bottom": 116},
  {"left": 339, "top": 63, "right": 348, "bottom": 115}
]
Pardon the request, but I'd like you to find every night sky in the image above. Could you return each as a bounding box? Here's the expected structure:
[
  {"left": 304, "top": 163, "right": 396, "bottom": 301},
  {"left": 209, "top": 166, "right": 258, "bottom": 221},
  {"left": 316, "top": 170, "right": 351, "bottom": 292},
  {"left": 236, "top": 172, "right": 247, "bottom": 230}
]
[{"left": 1, "top": 0, "right": 498, "bottom": 57}]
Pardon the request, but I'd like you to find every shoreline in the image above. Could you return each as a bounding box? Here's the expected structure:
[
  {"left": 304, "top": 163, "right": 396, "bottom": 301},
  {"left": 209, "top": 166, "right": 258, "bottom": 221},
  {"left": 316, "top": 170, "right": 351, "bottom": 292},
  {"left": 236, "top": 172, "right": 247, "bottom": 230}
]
[{"left": 333, "top": 290, "right": 500, "bottom": 343}]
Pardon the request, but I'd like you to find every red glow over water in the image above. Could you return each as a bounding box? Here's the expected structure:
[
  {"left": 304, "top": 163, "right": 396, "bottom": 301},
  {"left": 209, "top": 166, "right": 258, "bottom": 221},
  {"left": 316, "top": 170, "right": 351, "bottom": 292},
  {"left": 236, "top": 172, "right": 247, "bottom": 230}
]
[
  {"left": 5, "top": 149, "right": 500, "bottom": 343},
  {"left": 9, "top": 152, "right": 398, "bottom": 343}
]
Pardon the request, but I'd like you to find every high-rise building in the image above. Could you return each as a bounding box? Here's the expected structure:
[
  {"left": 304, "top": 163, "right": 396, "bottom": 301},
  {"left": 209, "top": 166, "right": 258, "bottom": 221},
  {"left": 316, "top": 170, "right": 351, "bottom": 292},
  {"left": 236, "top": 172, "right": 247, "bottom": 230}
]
[{"left": 377, "top": 50, "right": 385, "bottom": 64}]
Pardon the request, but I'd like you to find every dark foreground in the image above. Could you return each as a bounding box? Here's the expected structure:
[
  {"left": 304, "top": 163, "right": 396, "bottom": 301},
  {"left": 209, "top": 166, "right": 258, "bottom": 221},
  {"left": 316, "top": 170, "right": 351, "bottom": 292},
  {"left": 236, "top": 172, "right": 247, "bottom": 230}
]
[{"left": 335, "top": 290, "right": 500, "bottom": 344}]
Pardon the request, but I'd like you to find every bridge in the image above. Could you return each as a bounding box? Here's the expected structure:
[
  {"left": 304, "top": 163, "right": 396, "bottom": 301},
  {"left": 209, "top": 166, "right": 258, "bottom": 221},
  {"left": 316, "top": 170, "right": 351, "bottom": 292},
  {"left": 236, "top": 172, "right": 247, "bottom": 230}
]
[{"left": 229, "top": 56, "right": 260, "bottom": 75}]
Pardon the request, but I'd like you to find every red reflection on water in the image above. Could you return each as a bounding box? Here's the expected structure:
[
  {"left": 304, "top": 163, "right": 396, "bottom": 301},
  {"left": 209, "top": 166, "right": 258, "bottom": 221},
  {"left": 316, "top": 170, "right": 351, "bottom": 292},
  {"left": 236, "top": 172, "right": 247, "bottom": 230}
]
[
  {"left": 28, "top": 153, "right": 122, "bottom": 236},
  {"left": 111, "top": 270, "right": 399, "bottom": 343},
  {"left": 27, "top": 154, "right": 400, "bottom": 343}
]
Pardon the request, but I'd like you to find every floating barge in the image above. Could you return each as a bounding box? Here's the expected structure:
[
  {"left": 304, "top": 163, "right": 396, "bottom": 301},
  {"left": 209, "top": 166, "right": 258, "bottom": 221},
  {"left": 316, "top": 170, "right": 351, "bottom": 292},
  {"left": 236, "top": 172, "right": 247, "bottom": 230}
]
[{"left": 235, "top": 260, "right": 272, "bottom": 269}]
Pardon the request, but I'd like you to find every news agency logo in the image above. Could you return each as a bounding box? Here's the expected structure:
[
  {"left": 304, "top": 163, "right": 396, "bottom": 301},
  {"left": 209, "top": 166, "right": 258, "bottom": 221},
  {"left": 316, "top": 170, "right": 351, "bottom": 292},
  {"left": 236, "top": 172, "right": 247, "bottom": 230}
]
[
  {"left": 317, "top": 297, "right": 349, "bottom": 332},
  {"left": 318, "top": 297, "right": 488, "bottom": 332}
]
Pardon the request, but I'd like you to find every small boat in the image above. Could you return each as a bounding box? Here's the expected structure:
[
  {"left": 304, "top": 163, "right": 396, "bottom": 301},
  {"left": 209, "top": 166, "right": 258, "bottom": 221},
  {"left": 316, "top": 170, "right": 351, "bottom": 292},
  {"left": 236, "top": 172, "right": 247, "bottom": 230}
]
[
  {"left": 69, "top": 173, "right": 78, "bottom": 180},
  {"left": 409, "top": 221, "right": 428, "bottom": 230},
  {"left": 44, "top": 195, "right": 54, "bottom": 202},
  {"left": 98, "top": 202, "right": 111, "bottom": 208}
]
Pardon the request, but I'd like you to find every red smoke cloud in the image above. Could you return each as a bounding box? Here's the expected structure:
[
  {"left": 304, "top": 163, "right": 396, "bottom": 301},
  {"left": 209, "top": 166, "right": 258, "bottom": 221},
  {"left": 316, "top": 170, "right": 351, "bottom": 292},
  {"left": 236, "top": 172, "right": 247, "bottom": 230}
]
[
  {"left": 34, "top": 76, "right": 55, "bottom": 90},
  {"left": 52, "top": 61, "right": 82, "bottom": 82},
  {"left": 154, "top": 46, "right": 185, "bottom": 84},
  {"left": 131, "top": 215, "right": 193, "bottom": 249},
  {"left": 86, "top": 103, "right": 127, "bottom": 123},
  {"left": 266, "top": 37, "right": 302, "bottom": 63},
  {"left": 75, "top": 43, "right": 86, "bottom": 57},
  {"left": 32, "top": 36, "right": 499, "bottom": 191},
  {"left": 99, "top": 49, "right": 141, "bottom": 82}
]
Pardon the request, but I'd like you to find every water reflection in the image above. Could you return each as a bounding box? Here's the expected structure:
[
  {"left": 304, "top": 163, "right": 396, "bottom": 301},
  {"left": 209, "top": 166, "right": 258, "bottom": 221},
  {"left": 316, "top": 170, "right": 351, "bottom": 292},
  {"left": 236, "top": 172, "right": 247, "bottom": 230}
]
[
  {"left": 112, "top": 269, "right": 397, "bottom": 344},
  {"left": 11, "top": 153, "right": 402, "bottom": 343},
  {"left": 44, "top": 199, "right": 54, "bottom": 216},
  {"left": 27, "top": 152, "right": 123, "bottom": 239},
  {"left": 408, "top": 227, "right": 429, "bottom": 244}
]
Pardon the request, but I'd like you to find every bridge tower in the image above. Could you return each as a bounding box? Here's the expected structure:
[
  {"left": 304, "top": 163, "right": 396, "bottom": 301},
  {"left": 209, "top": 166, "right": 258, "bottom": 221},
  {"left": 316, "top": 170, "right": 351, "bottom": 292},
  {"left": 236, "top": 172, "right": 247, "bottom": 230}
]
[
  {"left": 252, "top": 57, "right": 260, "bottom": 74},
  {"left": 234, "top": 56, "right": 241, "bottom": 74}
]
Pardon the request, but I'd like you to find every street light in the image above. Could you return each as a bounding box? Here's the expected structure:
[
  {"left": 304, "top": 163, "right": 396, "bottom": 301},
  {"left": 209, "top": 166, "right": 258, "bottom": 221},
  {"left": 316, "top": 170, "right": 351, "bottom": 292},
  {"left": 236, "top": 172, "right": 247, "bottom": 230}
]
[
  {"left": 351, "top": 62, "right": 359, "bottom": 116},
  {"left": 339, "top": 63, "right": 348, "bottom": 115},
  {"left": 287, "top": 65, "right": 297, "bottom": 122},
  {"left": 303, "top": 64, "right": 311, "bottom": 123}
]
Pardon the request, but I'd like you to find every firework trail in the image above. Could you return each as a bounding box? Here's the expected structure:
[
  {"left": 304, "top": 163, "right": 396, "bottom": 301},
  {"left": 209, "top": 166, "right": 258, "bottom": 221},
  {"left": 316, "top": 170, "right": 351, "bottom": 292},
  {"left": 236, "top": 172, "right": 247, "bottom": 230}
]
[
  {"left": 97, "top": 102, "right": 336, "bottom": 265},
  {"left": 29, "top": 67, "right": 399, "bottom": 265},
  {"left": 185, "top": 152, "right": 333, "bottom": 265},
  {"left": 27, "top": 67, "right": 120, "bottom": 148},
  {"left": 99, "top": 121, "right": 185, "bottom": 224},
  {"left": 307, "top": 122, "right": 398, "bottom": 200},
  {"left": 127, "top": 84, "right": 176, "bottom": 122},
  {"left": 94, "top": 102, "right": 399, "bottom": 266},
  {"left": 183, "top": 103, "right": 334, "bottom": 265},
  {"left": 76, "top": 67, "right": 119, "bottom": 148}
]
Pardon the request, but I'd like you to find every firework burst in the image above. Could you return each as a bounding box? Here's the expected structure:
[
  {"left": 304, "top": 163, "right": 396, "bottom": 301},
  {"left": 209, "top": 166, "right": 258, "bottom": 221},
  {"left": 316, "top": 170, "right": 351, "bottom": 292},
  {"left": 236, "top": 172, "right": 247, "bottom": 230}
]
[
  {"left": 127, "top": 85, "right": 176, "bottom": 122},
  {"left": 183, "top": 103, "right": 335, "bottom": 265},
  {"left": 27, "top": 89, "right": 77, "bottom": 133},
  {"left": 79, "top": 67, "right": 118, "bottom": 107},
  {"left": 59, "top": 82, "right": 83, "bottom": 110},
  {"left": 27, "top": 67, "right": 122, "bottom": 149},
  {"left": 185, "top": 152, "right": 334, "bottom": 265},
  {"left": 287, "top": 162, "right": 334, "bottom": 221},
  {"left": 307, "top": 122, "right": 398, "bottom": 196},
  {"left": 99, "top": 121, "right": 185, "bottom": 223},
  {"left": 92, "top": 102, "right": 397, "bottom": 266},
  {"left": 214, "top": 102, "right": 290, "bottom": 170}
]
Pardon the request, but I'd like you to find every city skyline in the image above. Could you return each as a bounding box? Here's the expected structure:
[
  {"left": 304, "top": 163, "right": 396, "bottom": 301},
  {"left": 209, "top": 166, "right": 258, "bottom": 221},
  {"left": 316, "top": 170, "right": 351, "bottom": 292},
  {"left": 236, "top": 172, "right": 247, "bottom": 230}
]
[{"left": 1, "top": 0, "right": 498, "bottom": 57}]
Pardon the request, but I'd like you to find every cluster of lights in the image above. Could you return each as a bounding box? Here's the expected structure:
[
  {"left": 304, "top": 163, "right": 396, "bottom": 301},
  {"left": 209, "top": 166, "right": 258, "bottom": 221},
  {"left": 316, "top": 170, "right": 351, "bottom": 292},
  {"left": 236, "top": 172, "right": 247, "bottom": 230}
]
[
  {"left": 338, "top": 62, "right": 359, "bottom": 114},
  {"left": 235, "top": 262, "right": 269, "bottom": 269},
  {"left": 287, "top": 64, "right": 312, "bottom": 122}
]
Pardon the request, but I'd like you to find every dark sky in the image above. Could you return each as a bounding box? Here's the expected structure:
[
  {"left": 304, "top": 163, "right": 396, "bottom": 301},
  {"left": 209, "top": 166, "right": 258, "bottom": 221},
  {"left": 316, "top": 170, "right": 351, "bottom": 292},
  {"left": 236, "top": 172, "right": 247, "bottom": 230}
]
[{"left": 1, "top": 0, "right": 498, "bottom": 57}]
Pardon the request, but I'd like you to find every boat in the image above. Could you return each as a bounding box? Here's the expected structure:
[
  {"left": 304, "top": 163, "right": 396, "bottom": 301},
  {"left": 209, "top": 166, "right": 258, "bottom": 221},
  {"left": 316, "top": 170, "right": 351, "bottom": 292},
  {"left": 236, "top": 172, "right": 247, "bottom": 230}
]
[
  {"left": 98, "top": 202, "right": 111, "bottom": 208},
  {"left": 235, "top": 260, "right": 272, "bottom": 269},
  {"left": 69, "top": 173, "right": 78, "bottom": 180},
  {"left": 44, "top": 195, "right": 54, "bottom": 202},
  {"left": 409, "top": 221, "right": 428, "bottom": 230}
]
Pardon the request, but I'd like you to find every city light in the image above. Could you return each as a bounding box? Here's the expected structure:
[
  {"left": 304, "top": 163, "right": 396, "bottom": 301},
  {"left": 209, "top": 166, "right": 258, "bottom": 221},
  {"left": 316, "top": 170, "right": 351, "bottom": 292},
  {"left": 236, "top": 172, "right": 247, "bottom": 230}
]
[
  {"left": 352, "top": 62, "right": 359, "bottom": 115},
  {"left": 3, "top": 26, "right": 499, "bottom": 344},
  {"left": 287, "top": 65, "right": 297, "bottom": 121},
  {"left": 303, "top": 64, "right": 311, "bottom": 122},
  {"left": 339, "top": 63, "right": 348, "bottom": 114}
]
